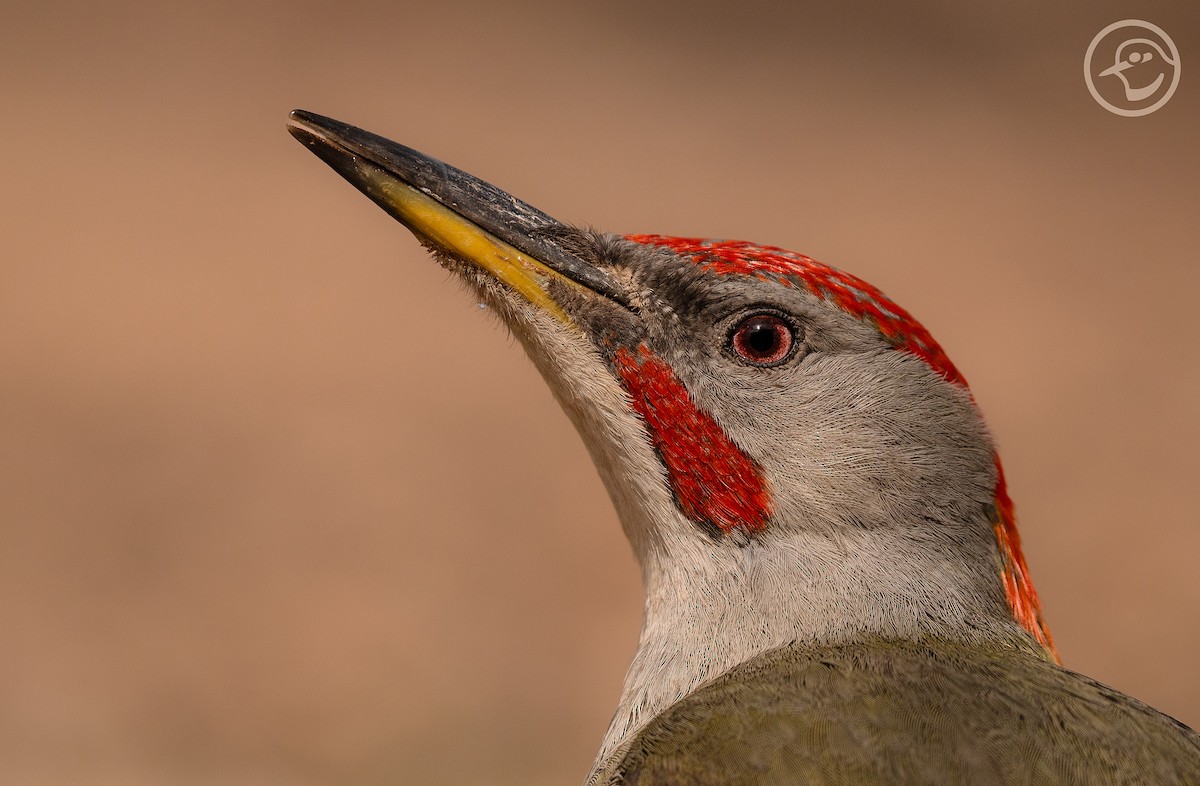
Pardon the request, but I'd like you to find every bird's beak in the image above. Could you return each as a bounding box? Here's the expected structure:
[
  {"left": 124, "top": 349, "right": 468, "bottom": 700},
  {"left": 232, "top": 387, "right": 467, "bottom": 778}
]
[
  {"left": 287, "top": 110, "right": 631, "bottom": 321},
  {"left": 1099, "top": 60, "right": 1133, "bottom": 77}
]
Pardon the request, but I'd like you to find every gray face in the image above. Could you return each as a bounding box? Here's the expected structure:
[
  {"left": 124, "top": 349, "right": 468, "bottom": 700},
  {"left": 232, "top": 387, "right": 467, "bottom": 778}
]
[{"left": 546, "top": 231, "right": 998, "bottom": 545}]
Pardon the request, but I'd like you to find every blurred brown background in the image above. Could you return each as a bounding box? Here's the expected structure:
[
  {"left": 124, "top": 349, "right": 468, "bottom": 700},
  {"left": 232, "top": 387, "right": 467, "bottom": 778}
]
[{"left": 2, "top": 1, "right": 1198, "bottom": 783}]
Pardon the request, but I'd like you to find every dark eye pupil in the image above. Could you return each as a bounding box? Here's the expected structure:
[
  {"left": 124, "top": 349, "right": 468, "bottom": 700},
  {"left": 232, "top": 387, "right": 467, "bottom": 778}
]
[{"left": 745, "top": 321, "right": 780, "bottom": 355}]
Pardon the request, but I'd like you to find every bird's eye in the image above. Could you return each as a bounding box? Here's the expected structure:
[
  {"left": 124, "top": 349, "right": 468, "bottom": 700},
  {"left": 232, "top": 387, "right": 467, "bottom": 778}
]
[{"left": 728, "top": 313, "right": 797, "bottom": 366}]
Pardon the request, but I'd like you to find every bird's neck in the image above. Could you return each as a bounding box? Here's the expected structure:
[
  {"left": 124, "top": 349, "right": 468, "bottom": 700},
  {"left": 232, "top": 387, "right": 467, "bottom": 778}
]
[
  {"left": 590, "top": 520, "right": 1042, "bottom": 775},
  {"left": 510, "top": 319, "right": 1046, "bottom": 778}
]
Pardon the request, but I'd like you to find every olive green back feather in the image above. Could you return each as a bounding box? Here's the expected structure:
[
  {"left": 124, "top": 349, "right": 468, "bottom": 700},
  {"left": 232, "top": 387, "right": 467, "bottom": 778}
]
[{"left": 595, "top": 639, "right": 1200, "bottom": 785}]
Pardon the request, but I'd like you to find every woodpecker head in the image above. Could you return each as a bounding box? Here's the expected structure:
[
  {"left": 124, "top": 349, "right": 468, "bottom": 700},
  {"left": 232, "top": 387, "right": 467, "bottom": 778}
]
[{"left": 287, "top": 112, "right": 1057, "bottom": 676}]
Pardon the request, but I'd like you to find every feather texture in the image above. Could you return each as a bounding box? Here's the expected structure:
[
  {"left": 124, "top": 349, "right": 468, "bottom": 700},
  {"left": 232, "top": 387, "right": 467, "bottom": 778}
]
[{"left": 595, "top": 638, "right": 1200, "bottom": 785}]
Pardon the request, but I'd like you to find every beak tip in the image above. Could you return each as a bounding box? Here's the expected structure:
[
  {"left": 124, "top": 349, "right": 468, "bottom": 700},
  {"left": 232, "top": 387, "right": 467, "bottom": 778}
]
[
  {"left": 290, "top": 108, "right": 324, "bottom": 125},
  {"left": 287, "top": 110, "right": 321, "bottom": 143},
  {"left": 287, "top": 110, "right": 348, "bottom": 147}
]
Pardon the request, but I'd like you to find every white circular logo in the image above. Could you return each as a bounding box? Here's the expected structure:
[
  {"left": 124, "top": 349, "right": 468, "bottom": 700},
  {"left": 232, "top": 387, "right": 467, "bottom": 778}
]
[{"left": 1084, "top": 20, "right": 1181, "bottom": 116}]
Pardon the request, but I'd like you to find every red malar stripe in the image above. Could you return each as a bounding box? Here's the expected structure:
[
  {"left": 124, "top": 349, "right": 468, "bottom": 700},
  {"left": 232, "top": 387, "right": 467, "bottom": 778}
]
[{"left": 615, "top": 343, "right": 771, "bottom": 537}]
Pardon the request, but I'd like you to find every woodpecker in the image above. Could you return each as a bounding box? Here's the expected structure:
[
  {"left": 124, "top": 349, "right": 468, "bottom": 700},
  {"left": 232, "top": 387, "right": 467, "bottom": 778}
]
[{"left": 288, "top": 111, "right": 1200, "bottom": 784}]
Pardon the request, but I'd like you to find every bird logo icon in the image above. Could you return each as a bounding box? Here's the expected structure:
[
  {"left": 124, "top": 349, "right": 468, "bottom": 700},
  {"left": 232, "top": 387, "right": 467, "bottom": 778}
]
[
  {"left": 1100, "top": 38, "right": 1177, "bottom": 102},
  {"left": 1085, "top": 20, "right": 1181, "bottom": 116}
]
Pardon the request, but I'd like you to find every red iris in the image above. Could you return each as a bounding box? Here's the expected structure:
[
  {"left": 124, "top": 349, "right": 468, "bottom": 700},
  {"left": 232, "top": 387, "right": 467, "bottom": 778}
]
[{"left": 730, "top": 313, "right": 795, "bottom": 366}]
